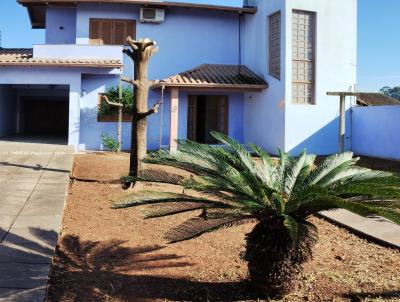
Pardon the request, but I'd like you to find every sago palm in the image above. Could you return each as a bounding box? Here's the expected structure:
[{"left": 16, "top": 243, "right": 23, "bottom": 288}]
[{"left": 113, "top": 132, "right": 400, "bottom": 296}]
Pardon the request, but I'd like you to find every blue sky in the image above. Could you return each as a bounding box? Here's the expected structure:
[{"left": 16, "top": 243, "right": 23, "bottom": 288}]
[{"left": 0, "top": 0, "right": 399, "bottom": 92}]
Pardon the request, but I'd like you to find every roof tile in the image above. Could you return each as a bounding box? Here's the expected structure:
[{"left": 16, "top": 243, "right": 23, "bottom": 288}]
[
  {"left": 0, "top": 48, "right": 122, "bottom": 68},
  {"left": 153, "top": 64, "right": 268, "bottom": 91}
]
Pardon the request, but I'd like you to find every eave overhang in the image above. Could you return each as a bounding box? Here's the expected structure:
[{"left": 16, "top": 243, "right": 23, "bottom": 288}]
[{"left": 17, "top": 0, "right": 257, "bottom": 29}]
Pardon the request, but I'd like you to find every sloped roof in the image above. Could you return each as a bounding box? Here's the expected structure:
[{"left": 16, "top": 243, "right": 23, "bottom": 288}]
[
  {"left": 18, "top": 0, "right": 256, "bottom": 29},
  {"left": 0, "top": 48, "right": 122, "bottom": 68},
  {"left": 152, "top": 64, "right": 268, "bottom": 91},
  {"left": 357, "top": 93, "right": 400, "bottom": 106}
]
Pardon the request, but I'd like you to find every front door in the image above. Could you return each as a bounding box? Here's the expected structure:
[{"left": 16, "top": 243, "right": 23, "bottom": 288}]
[{"left": 187, "top": 95, "right": 229, "bottom": 144}]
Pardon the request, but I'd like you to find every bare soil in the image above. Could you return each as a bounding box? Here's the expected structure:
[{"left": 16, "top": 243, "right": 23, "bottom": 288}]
[{"left": 46, "top": 153, "right": 400, "bottom": 302}]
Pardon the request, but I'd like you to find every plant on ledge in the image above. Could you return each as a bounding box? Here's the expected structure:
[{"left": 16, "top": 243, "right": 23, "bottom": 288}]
[
  {"left": 113, "top": 132, "right": 400, "bottom": 297},
  {"left": 98, "top": 86, "right": 134, "bottom": 117}
]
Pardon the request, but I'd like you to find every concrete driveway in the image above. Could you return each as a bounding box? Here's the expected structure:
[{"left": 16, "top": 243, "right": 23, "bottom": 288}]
[{"left": 0, "top": 136, "right": 74, "bottom": 302}]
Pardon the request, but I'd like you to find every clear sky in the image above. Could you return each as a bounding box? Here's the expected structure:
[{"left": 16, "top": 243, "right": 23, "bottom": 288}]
[{"left": 0, "top": 0, "right": 399, "bottom": 92}]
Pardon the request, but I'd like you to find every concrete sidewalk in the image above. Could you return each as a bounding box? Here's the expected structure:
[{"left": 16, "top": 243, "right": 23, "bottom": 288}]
[
  {"left": 320, "top": 210, "right": 400, "bottom": 249},
  {"left": 0, "top": 138, "right": 73, "bottom": 302}
]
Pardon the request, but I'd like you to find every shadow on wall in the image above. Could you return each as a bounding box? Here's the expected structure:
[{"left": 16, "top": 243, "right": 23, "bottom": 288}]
[{"left": 288, "top": 110, "right": 352, "bottom": 156}]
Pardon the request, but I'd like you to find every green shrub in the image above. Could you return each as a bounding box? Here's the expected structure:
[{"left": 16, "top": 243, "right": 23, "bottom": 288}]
[
  {"left": 98, "top": 86, "right": 134, "bottom": 117},
  {"left": 101, "top": 133, "right": 120, "bottom": 152}
]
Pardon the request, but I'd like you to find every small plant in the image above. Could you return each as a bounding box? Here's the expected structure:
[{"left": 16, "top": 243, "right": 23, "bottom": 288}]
[
  {"left": 101, "top": 133, "right": 120, "bottom": 152},
  {"left": 98, "top": 86, "right": 134, "bottom": 117}
]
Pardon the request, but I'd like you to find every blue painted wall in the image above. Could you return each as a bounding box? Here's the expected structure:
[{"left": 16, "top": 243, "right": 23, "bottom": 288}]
[
  {"left": 46, "top": 7, "right": 77, "bottom": 44},
  {"left": 75, "top": 3, "right": 244, "bottom": 150},
  {"left": 352, "top": 106, "right": 400, "bottom": 160}
]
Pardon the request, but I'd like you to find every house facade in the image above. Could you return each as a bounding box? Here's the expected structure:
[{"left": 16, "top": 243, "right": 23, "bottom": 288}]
[{"left": 0, "top": 0, "right": 357, "bottom": 155}]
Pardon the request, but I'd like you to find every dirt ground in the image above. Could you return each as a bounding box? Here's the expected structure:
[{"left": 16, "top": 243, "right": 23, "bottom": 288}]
[{"left": 46, "top": 153, "right": 400, "bottom": 302}]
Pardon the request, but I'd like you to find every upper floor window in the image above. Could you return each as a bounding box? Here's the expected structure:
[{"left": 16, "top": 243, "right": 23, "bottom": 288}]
[
  {"left": 89, "top": 19, "right": 136, "bottom": 45},
  {"left": 292, "top": 10, "right": 316, "bottom": 104},
  {"left": 269, "top": 11, "right": 281, "bottom": 80}
]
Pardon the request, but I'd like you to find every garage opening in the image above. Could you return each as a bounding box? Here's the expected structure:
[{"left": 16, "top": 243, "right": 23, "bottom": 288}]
[{"left": 0, "top": 84, "right": 69, "bottom": 144}]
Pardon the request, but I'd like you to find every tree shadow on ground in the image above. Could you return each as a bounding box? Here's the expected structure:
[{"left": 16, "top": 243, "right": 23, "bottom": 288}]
[
  {"left": 0, "top": 227, "right": 58, "bottom": 302},
  {"left": 45, "top": 235, "right": 262, "bottom": 302}
]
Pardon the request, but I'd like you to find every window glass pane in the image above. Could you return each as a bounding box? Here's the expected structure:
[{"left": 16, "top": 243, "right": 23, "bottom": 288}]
[{"left": 292, "top": 10, "right": 315, "bottom": 104}]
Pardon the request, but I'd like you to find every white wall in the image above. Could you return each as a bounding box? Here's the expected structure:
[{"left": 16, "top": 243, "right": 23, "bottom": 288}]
[
  {"left": 284, "top": 0, "right": 357, "bottom": 155},
  {"left": 0, "top": 85, "right": 17, "bottom": 137},
  {"left": 352, "top": 106, "right": 400, "bottom": 160},
  {"left": 242, "top": 0, "right": 286, "bottom": 155}
]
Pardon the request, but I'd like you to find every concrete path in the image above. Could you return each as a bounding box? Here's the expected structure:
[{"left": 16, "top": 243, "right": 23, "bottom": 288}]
[
  {"left": 321, "top": 210, "right": 400, "bottom": 249},
  {"left": 0, "top": 137, "right": 73, "bottom": 302}
]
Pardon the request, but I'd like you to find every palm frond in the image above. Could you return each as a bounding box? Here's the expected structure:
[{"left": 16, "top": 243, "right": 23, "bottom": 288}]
[
  {"left": 142, "top": 201, "right": 230, "bottom": 218},
  {"left": 283, "top": 151, "right": 308, "bottom": 196},
  {"left": 282, "top": 214, "right": 299, "bottom": 242},
  {"left": 165, "top": 214, "right": 256, "bottom": 243},
  {"left": 307, "top": 152, "right": 355, "bottom": 185},
  {"left": 137, "top": 169, "right": 185, "bottom": 185},
  {"left": 112, "top": 191, "right": 217, "bottom": 209}
]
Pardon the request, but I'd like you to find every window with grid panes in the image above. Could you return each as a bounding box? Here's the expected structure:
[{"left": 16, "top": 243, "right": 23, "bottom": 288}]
[
  {"left": 269, "top": 11, "right": 281, "bottom": 79},
  {"left": 292, "top": 10, "right": 315, "bottom": 104}
]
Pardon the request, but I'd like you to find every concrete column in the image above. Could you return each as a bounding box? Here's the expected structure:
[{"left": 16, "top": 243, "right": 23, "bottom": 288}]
[
  {"left": 339, "top": 95, "right": 346, "bottom": 153},
  {"left": 169, "top": 88, "right": 179, "bottom": 152},
  {"left": 68, "top": 81, "right": 81, "bottom": 152}
]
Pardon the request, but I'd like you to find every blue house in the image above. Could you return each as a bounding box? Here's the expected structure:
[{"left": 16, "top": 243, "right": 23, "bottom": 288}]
[{"left": 0, "top": 0, "right": 357, "bottom": 155}]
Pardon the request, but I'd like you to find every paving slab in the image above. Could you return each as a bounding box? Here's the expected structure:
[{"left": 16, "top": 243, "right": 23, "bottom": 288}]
[
  {"left": 0, "top": 216, "right": 17, "bottom": 229},
  {"left": 0, "top": 243, "right": 53, "bottom": 264},
  {"left": 0, "top": 204, "right": 23, "bottom": 216},
  {"left": 0, "top": 263, "right": 51, "bottom": 288},
  {"left": 320, "top": 209, "right": 400, "bottom": 249},
  {"left": 0, "top": 287, "right": 46, "bottom": 302},
  {"left": 2, "top": 227, "right": 59, "bottom": 247},
  {"left": 10, "top": 215, "right": 62, "bottom": 229},
  {"left": 25, "top": 194, "right": 66, "bottom": 207},
  {"left": 0, "top": 196, "right": 29, "bottom": 206},
  {"left": 0, "top": 137, "right": 73, "bottom": 301}
]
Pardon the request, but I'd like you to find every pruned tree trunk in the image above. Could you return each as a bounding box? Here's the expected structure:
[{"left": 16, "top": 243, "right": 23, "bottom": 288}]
[{"left": 122, "top": 37, "right": 161, "bottom": 179}]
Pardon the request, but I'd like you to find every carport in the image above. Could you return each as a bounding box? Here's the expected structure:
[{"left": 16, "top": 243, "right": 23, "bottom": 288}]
[{"left": 0, "top": 84, "right": 70, "bottom": 143}]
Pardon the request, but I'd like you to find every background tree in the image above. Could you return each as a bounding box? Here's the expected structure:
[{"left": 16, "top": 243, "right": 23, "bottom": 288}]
[
  {"left": 114, "top": 132, "right": 400, "bottom": 296},
  {"left": 380, "top": 85, "right": 400, "bottom": 100},
  {"left": 122, "top": 37, "right": 161, "bottom": 179},
  {"left": 100, "top": 86, "right": 134, "bottom": 152}
]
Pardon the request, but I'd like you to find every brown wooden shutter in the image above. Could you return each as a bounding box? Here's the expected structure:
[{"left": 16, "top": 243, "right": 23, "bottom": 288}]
[
  {"left": 90, "top": 19, "right": 136, "bottom": 45},
  {"left": 100, "top": 20, "right": 113, "bottom": 45},
  {"left": 126, "top": 20, "right": 136, "bottom": 43},
  {"left": 113, "top": 21, "right": 126, "bottom": 45},
  {"left": 187, "top": 96, "right": 197, "bottom": 140},
  {"left": 89, "top": 20, "right": 101, "bottom": 45}
]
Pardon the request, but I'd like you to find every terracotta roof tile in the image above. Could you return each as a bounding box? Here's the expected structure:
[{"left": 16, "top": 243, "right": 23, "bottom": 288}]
[
  {"left": 357, "top": 93, "right": 400, "bottom": 106},
  {"left": 0, "top": 48, "right": 122, "bottom": 68},
  {"left": 153, "top": 64, "right": 268, "bottom": 91}
]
